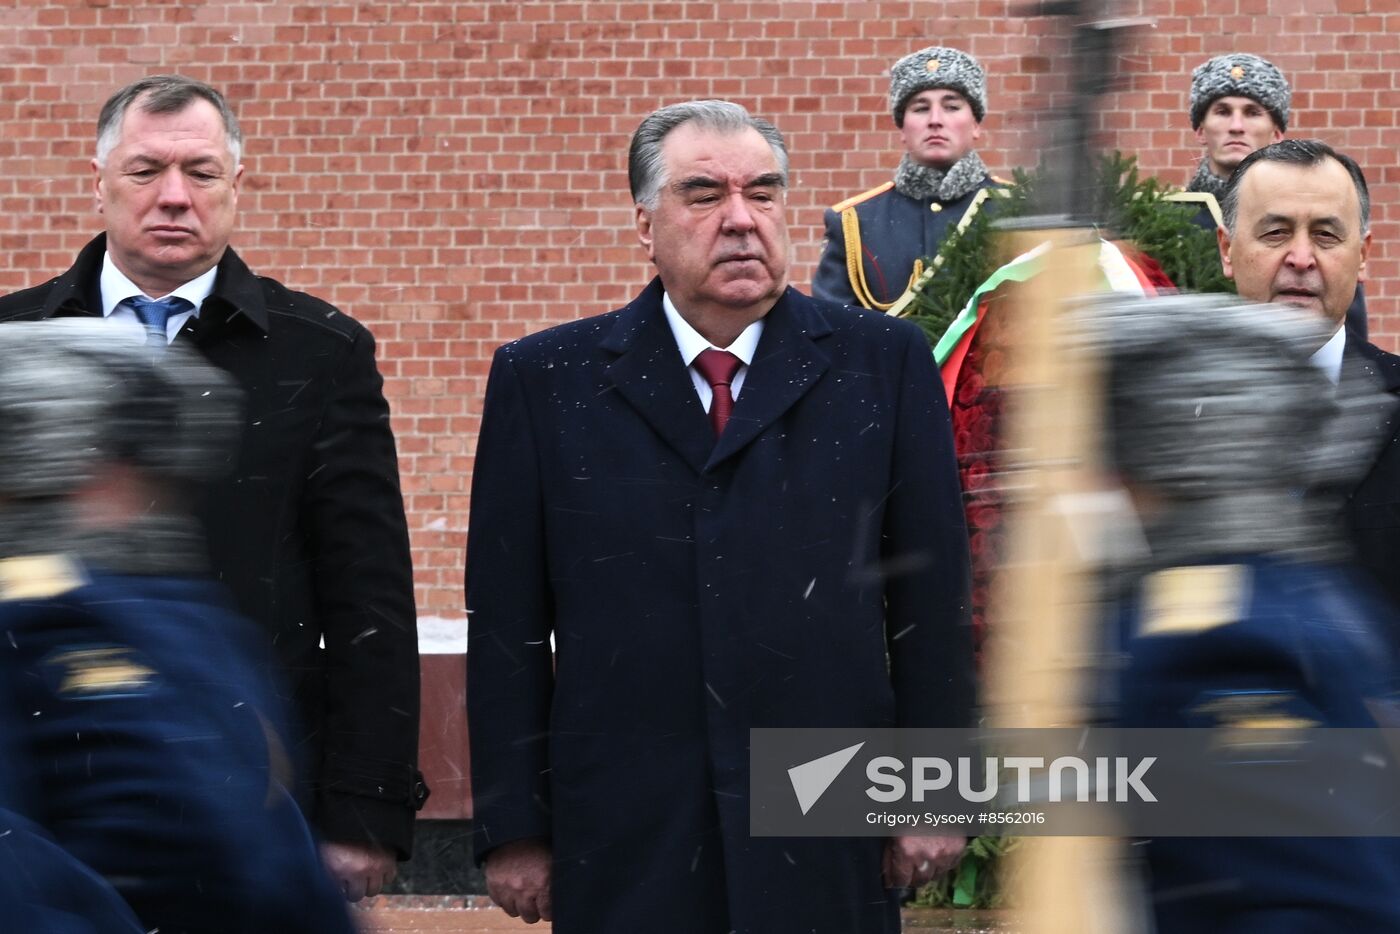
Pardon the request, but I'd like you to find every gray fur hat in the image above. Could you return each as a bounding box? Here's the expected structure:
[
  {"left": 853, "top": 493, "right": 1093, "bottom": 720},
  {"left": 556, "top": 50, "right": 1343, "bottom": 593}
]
[
  {"left": 1189, "top": 53, "right": 1290, "bottom": 130},
  {"left": 1078, "top": 292, "right": 1386, "bottom": 564},
  {"left": 0, "top": 319, "right": 242, "bottom": 500},
  {"left": 889, "top": 46, "right": 987, "bottom": 126}
]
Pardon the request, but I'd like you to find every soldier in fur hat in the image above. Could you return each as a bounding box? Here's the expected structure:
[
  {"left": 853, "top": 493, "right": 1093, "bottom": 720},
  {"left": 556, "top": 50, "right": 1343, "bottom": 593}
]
[{"left": 812, "top": 46, "right": 1007, "bottom": 310}]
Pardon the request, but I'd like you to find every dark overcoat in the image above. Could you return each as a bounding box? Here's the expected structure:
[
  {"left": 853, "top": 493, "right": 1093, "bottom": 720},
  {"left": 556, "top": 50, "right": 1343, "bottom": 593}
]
[
  {"left": 811, "top": 177, "right": 1003, "bottom": 309},
  {"left": 0, "top": 235, "right": 425, "bottom": 854},
  {"left": 466, "top": 280, "right": 974, "bottom": 934},
  {"left": 1344, "top": 338, "right": 1400, "bottom": 647}
]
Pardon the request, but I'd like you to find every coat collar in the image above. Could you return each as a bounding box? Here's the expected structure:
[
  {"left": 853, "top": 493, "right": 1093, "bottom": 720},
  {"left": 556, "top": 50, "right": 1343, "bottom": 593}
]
[
  {"left": 40, "top": 234, "right": 270, "bottom": 335},
  {"left": 601, "top": 278, "right": 833, "bottom": 474}
]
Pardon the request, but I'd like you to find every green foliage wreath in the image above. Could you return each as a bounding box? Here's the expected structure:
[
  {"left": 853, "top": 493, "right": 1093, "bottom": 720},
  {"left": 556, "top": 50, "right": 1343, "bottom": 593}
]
[{"left": 902, "top": 152, "right": 1234, "bottom": 350}]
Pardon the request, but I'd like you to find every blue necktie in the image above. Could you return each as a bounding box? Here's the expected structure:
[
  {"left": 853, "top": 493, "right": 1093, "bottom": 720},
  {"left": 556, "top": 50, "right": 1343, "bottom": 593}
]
[{"left": 128, "top": 296, "right": 193, "bottom": 345}]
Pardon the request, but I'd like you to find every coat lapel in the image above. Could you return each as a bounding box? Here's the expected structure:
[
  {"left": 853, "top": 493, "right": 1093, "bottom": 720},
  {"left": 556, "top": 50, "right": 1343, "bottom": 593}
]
[
  {"left": 602, "top": 282, "right": 834, "bottom": 475},
  {"left": 707, "top": 288, "right": 831, "bottom": 470},
  {"left": 601, "top": 279, "right": 715, "bottom": 475},
  {"left": 1343, "top": 338, "right": 1400, "bottom": 465}
]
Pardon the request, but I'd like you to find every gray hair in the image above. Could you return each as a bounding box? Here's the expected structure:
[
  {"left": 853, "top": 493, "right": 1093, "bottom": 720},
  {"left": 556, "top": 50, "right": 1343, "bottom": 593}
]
[
  {"left": 95, "top": 74, "right": 243, "bottom": 167},
  {"left": 1221, "top": 138, "right": 1370, "bottom": 236},
  {"left": 628, "top": 100, "right": 788, "bottom": 209}
]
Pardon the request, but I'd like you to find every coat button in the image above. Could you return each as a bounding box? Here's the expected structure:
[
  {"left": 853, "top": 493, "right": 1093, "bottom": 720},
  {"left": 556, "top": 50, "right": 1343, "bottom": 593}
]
[{"left": 930, "top": 203, "right": 943, "bottom": 213}]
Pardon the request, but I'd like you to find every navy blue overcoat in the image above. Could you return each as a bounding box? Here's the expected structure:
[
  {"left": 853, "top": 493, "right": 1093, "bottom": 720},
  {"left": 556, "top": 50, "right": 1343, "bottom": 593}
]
[{"left": 466, "top": 280, "right": 975, "bottom": 934}]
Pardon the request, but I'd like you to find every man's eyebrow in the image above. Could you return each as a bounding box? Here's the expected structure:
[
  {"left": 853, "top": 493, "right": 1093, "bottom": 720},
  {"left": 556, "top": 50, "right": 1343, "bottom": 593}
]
[
  {"left": 673, "top": 176, "right": 722, "bottom": 193},
  {"left": 672, "top": 172, "right": 787, "bottom": 193}
]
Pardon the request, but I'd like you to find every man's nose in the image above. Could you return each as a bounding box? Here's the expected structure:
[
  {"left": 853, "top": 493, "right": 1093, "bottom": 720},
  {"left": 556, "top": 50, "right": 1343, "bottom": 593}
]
[
  {"left": 155, "top": 168, "right": 192, "bottom": 209},
  {"left": 1284, "top": 233, "right": 1317, "bottom": 269},
  {"left": 719, "top": 193, "right": 756, "bottom": 233},
  {"left": 1228, "top": 111, "right": 1246, "bottom": 132}
]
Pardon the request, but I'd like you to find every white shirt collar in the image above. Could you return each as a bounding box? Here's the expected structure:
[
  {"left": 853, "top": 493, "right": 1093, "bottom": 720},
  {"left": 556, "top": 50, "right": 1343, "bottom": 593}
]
[
  {"left": 660, "top": 292, "right": 764, "bottom": 366},
  {"left": 1309, "top": 324, "right": 1346, "bottom": 386},
  {"left": 99, "top": 252, "right": 217, "bottom": 318}
]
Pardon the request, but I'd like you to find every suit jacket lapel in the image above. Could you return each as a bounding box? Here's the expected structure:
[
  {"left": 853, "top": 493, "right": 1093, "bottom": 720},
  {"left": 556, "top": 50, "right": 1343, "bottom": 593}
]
[
  {"left": 707, "top": 288, "right": 831, "bottom": 470},
  {"left": 602, "top": 279, "right": 715, "bottom": 475},
  {"left": 1343, "top": 339, "right": 1400, "bottom": 448}
]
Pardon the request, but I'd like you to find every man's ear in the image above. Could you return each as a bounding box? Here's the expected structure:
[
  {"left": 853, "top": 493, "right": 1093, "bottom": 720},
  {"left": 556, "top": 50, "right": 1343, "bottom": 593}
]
[
  {"left": 635, "top": 203, "right": 655, "bottom": 260},
  {"left": 1217, "top": 224, "right": 1235, "bottom": 279},
  {"left": 1194, "top": 125, "right": 1207, "bottom": 147},
  {"left": 1359, "top": 229, "right": 1372, "bottom": 284},
  {"left": 92, "top": 159, "right": 105, "bottom": 215}
]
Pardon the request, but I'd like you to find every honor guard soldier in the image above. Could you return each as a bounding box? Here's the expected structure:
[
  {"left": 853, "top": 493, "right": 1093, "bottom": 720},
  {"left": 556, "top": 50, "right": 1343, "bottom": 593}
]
[
  {"left": 812, "top": 46, "right": 1007, "bottom": 310},
  {"left": 1176, "top": 53, "right": 1289, "bottom": 231}
]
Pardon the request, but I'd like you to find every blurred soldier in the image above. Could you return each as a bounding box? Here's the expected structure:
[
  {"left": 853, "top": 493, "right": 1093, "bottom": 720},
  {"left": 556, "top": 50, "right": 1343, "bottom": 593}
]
[
  {"left": 0, "top": 74, "right": 425, "bottom": 897},
  {"left": 1218, "top": 140, "right": 1394, "bottom": 634},
  {"left": 1090, "top": 292, "right": 1400, "bottom": 932},
  {"left": 0, "top": 321, "right": 354, "bottom": 933},
  {"left": 812, "top": 47, "right": 1006, "bottom": 309}
]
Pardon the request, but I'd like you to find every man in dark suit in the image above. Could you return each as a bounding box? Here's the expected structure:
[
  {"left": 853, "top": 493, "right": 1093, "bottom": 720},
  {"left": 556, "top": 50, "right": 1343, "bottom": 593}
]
[
  {"left": 0, "top": 75, "right": 425, "bottom": 899},
  {"left": 466, "top": 100, "right": 975, "bottom": 932},
  {"left": 1217, "top": 140, "right": 1400, "bottom": 639}
]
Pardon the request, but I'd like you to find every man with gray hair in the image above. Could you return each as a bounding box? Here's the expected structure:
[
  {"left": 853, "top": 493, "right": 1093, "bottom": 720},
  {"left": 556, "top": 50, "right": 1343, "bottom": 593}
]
[
  {"left": 1218, "top": 139, "right": 1400, "bottom": 644},
  {"left": 0, "top": 74, "right": 425, "bottom": 900},
  {"left": 466, "top": 99, "right": 974, "bottom": 931}
]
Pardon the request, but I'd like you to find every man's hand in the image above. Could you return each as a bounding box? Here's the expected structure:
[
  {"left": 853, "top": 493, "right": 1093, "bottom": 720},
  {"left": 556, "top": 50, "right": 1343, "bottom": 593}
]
[
  {"left": 320, "top": 840, "right": 397, "bottom": 902},
  {"left": 883, "top": 835, "right": 966, "bottom": 890},
  {"left": 485, "top": 838, "right": 553, "bottom": 924}
]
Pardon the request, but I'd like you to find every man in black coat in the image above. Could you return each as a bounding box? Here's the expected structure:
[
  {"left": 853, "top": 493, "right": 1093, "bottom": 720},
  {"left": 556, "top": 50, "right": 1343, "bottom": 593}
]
[
  {"left": 1218, "top": 140, "right": 1400, "bottom": 645},
  {"left": 0, "top": 75, "right": 425, "bottom": 899},
  {"left": 466, "top": 100, "right": 975, "bottom": 933}
]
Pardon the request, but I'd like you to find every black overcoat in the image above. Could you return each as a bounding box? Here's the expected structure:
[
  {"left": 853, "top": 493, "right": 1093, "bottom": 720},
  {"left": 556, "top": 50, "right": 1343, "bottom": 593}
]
[
  {"left": 465, "top": 280, "right": 974, "bottom": 934},
  {"left": 0, "top": 235, "right": 425, "bottom": 854},
  {"left": 1344, "top": 337, "right": 1400, "bottom": 652}
]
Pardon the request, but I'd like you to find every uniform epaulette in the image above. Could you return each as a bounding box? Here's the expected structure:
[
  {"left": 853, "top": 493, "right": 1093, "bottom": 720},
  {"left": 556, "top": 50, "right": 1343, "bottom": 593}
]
[
  {"left": 1138, "top": 564, "right": 1248, "bottom": 637},
  {"left": 831, "top": 181, "right": 894, "bottom": 213},
  {"left": 0, "top": 554, "right": 87, "bottom": 601},
  {"left": 1164, "top": 190, "right": 1224, "bottom": 230}
]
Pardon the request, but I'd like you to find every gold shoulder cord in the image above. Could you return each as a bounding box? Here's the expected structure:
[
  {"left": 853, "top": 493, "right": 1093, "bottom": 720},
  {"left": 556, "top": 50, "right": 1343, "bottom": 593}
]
[
  {"left": 842, "top": 206, "right": 910, "bottom": 311},
  {"left": 888, "top": 186, "right": 998, "bottom": 318}
]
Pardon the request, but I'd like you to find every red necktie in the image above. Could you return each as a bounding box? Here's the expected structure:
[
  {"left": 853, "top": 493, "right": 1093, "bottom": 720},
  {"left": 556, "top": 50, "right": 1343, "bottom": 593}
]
[{"left": 693, "top": 349, "right": 743, "bottom": 436}]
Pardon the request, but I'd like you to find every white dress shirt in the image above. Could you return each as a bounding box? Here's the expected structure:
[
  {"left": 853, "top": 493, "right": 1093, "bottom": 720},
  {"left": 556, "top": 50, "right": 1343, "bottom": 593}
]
[
  {"left": 1309, "top": 324, "right": 1346, "bottom": 386},
  {"left": 661, "top": 292, "right": 765, "bottom": 412},
  {"left": 99, "top": 253, "right": 216, "bottom": 344}
]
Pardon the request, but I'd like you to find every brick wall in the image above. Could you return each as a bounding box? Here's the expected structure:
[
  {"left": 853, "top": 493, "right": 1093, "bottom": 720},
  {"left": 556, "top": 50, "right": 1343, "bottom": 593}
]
[{"left": 0, "top": 0, "right": 1395, "bottom": 623}]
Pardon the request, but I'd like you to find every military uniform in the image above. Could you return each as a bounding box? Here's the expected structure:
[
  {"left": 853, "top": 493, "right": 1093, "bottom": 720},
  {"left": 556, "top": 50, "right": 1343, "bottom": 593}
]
[
  {"left": 811, "top": 176, "right": 1005, "bottom": 309},
  {"left": 1110, "top": 558, "right": 1400, "bottom": 933},
  {"left": 0, "top": 555, "right": 354, "bottom": 934}
]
